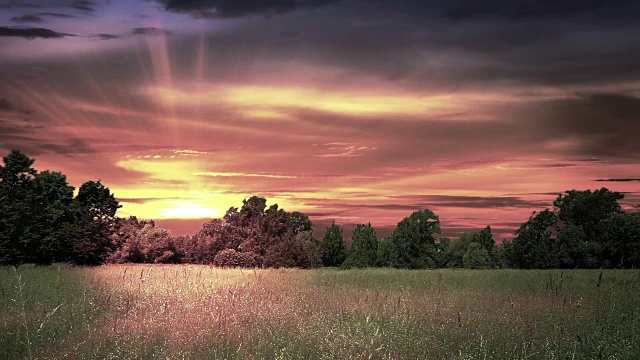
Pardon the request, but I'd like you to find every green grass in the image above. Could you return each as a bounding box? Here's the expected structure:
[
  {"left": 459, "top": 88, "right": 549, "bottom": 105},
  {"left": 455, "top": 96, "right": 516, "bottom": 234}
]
[{"left": 1, "top": 266, "right": 638, "bottom": 359}]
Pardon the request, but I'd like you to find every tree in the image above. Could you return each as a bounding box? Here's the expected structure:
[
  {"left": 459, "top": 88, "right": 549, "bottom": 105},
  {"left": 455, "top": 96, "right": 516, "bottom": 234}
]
[
  {"left": 389, "top": 209, "right": 441, "bottom": 269},
  {"left": 463, "top": 242, "right": 491, "bottom": 269},
  {"left": 510, "top": 210, "right": 558, "bottom": 269},
  {"left": 554, "top": 224, "right": 586, "bottom": 269},
  {"left": 343, "top": 223, "right": 378, "bottom": 268},
  {"left": 598, "top": 212, "right": 640, "bottom": 268},
  {"left": 0, "top": 150, "right": 37, "bottom": 265},
  {"left": 442, "top": 232, "right": 475, "bottom": 268},
  {"left": 475, "top": 226, "right": 496, "bottom": 266},
  {"left": 376, "top": 235, "right": 398, "bottom": 267},
  {"left": 321, "top": 221, "right": 347, "bottom": 267},
  {"left": 28, "top": 171, "right": 76, "bottom": 264},
  {"left": 72, "top": 180, "right": 121, "bottom": 265},
  {"left": 553, "top": 188, "right": 623, "bottom": 240},
  {"left": 435, "top": 237, "right": 452, "bottom": 267}
]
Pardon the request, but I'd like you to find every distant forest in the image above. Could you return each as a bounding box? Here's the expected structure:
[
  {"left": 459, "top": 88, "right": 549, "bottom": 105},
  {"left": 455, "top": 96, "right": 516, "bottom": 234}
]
[{"left": 1, "top": 150, "right": 639, "bottom": 269}]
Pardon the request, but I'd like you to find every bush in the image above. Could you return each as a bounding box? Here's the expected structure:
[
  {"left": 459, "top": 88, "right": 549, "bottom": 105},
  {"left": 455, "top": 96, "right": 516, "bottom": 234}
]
[
  {"left": 213, "top": 249, "right": 258, "bottom": 268},
  {"left": 463, "top": 243, "right": 491, "bottom": 269}
]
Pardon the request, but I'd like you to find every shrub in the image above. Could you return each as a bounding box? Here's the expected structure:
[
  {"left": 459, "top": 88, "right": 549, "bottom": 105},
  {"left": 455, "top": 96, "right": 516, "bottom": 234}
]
[{"left": 213, "top": 249, "right": 258, "bottom": 268}]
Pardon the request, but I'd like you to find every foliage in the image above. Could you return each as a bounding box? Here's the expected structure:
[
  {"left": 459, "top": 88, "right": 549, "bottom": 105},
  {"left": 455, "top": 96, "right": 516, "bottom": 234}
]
[
  {"left": 386, "top": 209, "right": 441, "bottom": 269},
  {"left": 343, "top": 223, "right": 378, "bottom": 268},
  {"left": 462, "top": 242, "right": 491, "bottom": 269},
  {"left": 554, "top": 188, "right": 623, "bottom": 240},
  {"left": 72, "top": 180, "right": 121, "bottom": 265},
  {"left": 510, "top": 210, "right": 558, "bottom": 269},
  {"left": 321, "top": 222, "right": 347, "bottom": 267},
  {"left": 2, "top": 150, "right": 639, "bottom": 270},
  {"left": 213, "top": 249, "right": 258, "bottom": 268}
]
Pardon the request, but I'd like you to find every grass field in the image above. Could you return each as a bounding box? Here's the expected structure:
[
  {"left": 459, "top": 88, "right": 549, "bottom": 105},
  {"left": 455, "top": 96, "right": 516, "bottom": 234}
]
[{"left": 1, "top": 265, "right": 639, "bottom": 359}]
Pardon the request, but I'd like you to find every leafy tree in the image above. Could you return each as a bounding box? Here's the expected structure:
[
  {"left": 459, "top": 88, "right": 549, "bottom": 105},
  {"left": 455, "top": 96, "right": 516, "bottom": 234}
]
[
  {"left": 72, "top": 180, "right": 121, "bottom": 265},
  {"left": 475, "top": 226, "right": 496, "bottom": 266},
  {"left": 435, "top": 237, "right": 452, "bottom": 267},
  {"left": 28, "top": 171, "right": 76, "bottom": 264},
  {"left": 554, "top": 224, "right": 586, "bottom": 269},
  {"left": 343, "top": 223, "right": 378, "bottom": 268},
  {"left": 510, "top": 210, "right": 558, "bottom": 269},
  {"left": 553, "top": 188, "right": 623, "bottom": 240},
  {"left": 0, "top": 150, "right": 37, "bottom": 265},
  {"left": 442, "top": 232, "right": 475, "bottom": 268},
  {"left": 321, "top": 221, "right": 347, "bottom": 267},
  {"left": 263, "top": 231, "right": 321, "bottom": 268},
  {"left": 389, "top": 209, "right": 441, "bottom": 269},
  {"left": 214, "top": 248, "right": 258, "bottom": 268},
  {"left": 463, "top": 242, "right": 491, "bottom": 269},
  {"left": 598, "top": 212, "right": 640, "bottom": 268},
  {"left": 376, "top": 235, "right": 398, "bottom": 267},
  {"left": 493, "top": 241, "right": 510, "bottom": 268}
]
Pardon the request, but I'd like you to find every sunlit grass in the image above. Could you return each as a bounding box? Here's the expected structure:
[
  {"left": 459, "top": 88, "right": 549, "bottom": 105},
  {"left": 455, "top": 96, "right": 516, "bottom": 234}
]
[{"left": 1, "top": 266, "right": 638, "bottom": 359}]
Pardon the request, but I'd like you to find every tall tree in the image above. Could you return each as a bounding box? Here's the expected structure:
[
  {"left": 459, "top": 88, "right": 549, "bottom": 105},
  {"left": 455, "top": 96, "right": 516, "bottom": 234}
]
[
  {"left": 72, "top": 180, "right": 121, "bottom": 265},
  {"left": 28, "top": 171, "right": 76, "bottom": 264},
  {"left": 598, "top": 212, "right": 640, "bottom": 268},
  {"left": 343, "top": 223, "right": 378, "bottom": 268},
  {"left": 463, "top": 242, "right": 491, "bottom": 269},
  {"left": 321, "top": 221, "right": 347, "bottom": 267},
  {"left": 553, "top": 188, "right": 623, "bottom": 240},
  {"left": 0, "top": 150, "right": 36, "bottom": 265},
  {"left": 510, "top": 210, "right": 558, "bottom": 269},
  {"left": 390, "top": 209, "right": 441, "bottom": 269}
]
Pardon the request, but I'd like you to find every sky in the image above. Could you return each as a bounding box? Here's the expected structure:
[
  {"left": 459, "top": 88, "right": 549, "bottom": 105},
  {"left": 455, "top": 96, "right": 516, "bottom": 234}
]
[{"left": 1, "top": 0, "right": 639, "bottom": 241}]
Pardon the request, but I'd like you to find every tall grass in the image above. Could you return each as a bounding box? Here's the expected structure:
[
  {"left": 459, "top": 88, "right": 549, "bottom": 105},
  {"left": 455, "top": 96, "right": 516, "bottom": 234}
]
[{"left": 1, "top": 266, "right": 638, "bottom": 359}]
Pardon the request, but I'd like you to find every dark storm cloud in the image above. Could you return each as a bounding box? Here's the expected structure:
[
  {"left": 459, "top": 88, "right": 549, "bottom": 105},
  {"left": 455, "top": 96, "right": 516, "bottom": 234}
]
[
  {"left": 131, "top": 27, "right": 170, "bottom": 36},
  {"left": 299, "top": 195, "right": 548, "bottom": 213},
  {"left": 38, "top": 12, "right": 74, "bottom": 18},
  {"left": 595, "top": 178, "right": 640, "bottom": 182},
  {"left": 69, "top": 0, "right": 95, "bottom": 13},
  {"left": 531, "top": 93, "right": 640, "bottom": 158},
  {"left": 442, "top": 0, "right": 633, "bottom": 20},
  {"left": 0, "top": 97, "right": 31, "bottom": 115},
  {"left": 0, "top": 98, "right": 16, "bottom": 111},
  {"left": 0, "top": 136, "right": 96, "bottom": 156},
  {"left": 0, "top": 0, "right": 95, "bottom": 12},
  {"left": 10, "top": 14, "right": 45, "bottom": 22},
  {"left": 158, "top": 0, "right": 640, "bottom": 91},
  {"left": 95, "top": 33, "right": 119, "bottom": 40},
  {"left": 154, "top": 0, "right": 340, "bottom": 18},
  {"left": 390, "top": 195, "right": 550, "bottom": 209},
  {"left": 0, "top": 26, "right": 73, "bottom": 38}
]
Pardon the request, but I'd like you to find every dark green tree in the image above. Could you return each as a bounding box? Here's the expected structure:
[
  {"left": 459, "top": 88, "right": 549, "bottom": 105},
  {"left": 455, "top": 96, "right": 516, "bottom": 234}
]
[
  {"left": 72, "top": 180, "right": 121, "bottom": 265},
  {"left": 554, "top": 224, "right": 586, "bottom": 269},
  {"left": 442, "top": 232, "right": 475, "bottom": 268},
  {"left": 0, "top": 150, "right": 36, "bottom": 265},
  {"left": 510, "top": 210, "right": 558, "bottom": 269},
  {"left": 343, "top": 223, "right": 378, "bottom": 268},
  {"left": 598, "top": 212, "right": 640, "bottom": 268},
  {"left": 475, "top": 226, "right": 496, "bottom": 266},
  {"left": 28, "top": 171, "right": 76, "bottom": 264},
  {"left": 463, "top": 242, "right": 491, "bottom": 269},
  {"left": 553, "top": 188, "right": 623, "bottom": 240},
  {"left": 321, "top": 221, "right": 347, "bottom": 267},
  {"left": 389, "top": 209, "right": 441, "bottom": 269},
  {"left": 376, "top": 234, "right": 399, "bottom": 267}
]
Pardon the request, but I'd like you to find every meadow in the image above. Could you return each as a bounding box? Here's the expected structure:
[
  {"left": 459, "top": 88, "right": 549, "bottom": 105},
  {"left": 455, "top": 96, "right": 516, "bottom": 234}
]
[{"left": 1, "top": 265, "right": 638, "bottom": 359}]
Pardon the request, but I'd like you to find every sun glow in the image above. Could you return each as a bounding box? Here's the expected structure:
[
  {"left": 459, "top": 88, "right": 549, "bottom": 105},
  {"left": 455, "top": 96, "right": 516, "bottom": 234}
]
[
  {"left": 160, "top": 201, "right": 221, "bottom": 219},
  {"left": 144, "top": 85, "right": 456, "bottom": 118}
]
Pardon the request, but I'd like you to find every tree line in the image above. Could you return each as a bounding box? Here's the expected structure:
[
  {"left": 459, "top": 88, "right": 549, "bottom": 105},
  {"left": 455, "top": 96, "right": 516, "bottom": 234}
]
[{"left": 1, "top": 150, "right": 639, "bottom": 268}]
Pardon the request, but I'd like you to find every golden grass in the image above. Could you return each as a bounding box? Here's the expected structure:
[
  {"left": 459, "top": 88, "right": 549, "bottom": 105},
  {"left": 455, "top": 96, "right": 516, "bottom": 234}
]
[{"left": 1, "top": 266, "right": 639, "bottom": 359}]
